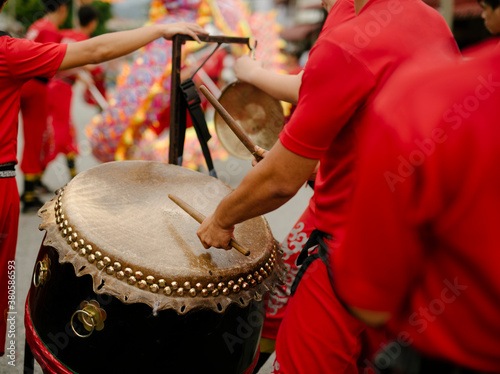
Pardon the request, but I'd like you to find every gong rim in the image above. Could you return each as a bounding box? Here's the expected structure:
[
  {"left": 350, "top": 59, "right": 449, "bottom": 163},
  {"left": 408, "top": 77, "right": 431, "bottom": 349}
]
[{"left": 214, "top": 81, "right": 285, "bottom": 160}]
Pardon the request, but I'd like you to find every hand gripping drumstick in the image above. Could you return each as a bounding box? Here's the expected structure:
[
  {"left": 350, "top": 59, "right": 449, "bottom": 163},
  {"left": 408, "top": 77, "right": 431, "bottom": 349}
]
[
  {"left": 199, "top": 85, "right": 264, "bottom": 162},
  {"left": 168, "top": 194, "right": 250, "bottom": 256}
]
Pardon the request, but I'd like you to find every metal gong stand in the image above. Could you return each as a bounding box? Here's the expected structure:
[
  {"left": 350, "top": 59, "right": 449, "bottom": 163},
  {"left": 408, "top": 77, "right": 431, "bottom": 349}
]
[{"left": 168, "top": 34, "right": 251, "bottom": 177}]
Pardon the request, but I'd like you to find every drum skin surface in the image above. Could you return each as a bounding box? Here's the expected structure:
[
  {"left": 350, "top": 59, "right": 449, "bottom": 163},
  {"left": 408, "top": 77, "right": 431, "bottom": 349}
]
[
  {"left": 214, "top": 81, "right": 284, "bottom": 160},
  {"left": 28, "top": 161, "right": 285, "bottom": 374}
]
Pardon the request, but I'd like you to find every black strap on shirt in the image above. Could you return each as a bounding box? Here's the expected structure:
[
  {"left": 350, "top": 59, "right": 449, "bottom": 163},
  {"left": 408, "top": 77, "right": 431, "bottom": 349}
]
[
  {"left": 373, "top": 342, "right": 493, "bottom": 374},
  {"left": 0, "top": 162, "right": 16, "bottom": 178},
  {"left": 291, "top": 229, "right": 331, "bottom": 295},
  {"left": 0, "top": 31, "right": 12, "bottom": 37}
]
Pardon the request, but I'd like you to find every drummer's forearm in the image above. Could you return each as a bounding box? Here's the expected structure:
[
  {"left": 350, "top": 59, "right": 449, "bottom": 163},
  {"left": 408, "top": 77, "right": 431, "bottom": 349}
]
[
  {"left": 214, "top": 180, "right": 293, "bottom": 229},
  {"left": 213, "top": 141, "right": 316, "bottom": 229}
]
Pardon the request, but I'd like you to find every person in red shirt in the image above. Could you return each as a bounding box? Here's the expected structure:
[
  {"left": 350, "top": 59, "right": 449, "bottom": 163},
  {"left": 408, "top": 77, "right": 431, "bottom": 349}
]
[
  {"left": 0, "top": 0, "right": 206, "bottom": 354},
  {"left": 19, "top": 0, "right": 69, "bottom": 213},
  {"left": 333, "top": 44, "right": 500, "bottom": 373},
  {"left": 197, "top": 0, "right": 461, "bottom": 371},
  {"left": 45, "top": 4, "right": 100, "bottom": 179},
  {"left": 232, "top": 0, "right": 356, "bottom": 356}
]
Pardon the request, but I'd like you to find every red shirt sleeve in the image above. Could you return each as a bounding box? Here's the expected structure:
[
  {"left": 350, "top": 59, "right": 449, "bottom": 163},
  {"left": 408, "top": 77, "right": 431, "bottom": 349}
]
[
  {"left": 6, "top": 38, "right": 67, "bottom": 80},
  {"left": 279, "top": 39, "right": 376, "bottom": 160},
  {"left": 332, "top": 118, "right": 425, "bottom": 313}
]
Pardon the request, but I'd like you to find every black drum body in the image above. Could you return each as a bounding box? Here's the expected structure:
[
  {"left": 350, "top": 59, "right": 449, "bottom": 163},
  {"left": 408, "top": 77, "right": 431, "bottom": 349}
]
[{"left": 28, "top": 243, "right": 264, "bottom": 374}]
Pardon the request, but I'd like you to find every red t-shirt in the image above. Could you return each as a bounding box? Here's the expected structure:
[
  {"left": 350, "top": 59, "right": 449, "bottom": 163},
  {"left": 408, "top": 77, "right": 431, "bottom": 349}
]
[
  {"left": 321, "top": 0, "right": 355, "bottom": 34},
  {"left": 60, "top": 29, "right": 89, "bottom": 43},
  {"left": 334, "top": 46, "right": 500, "bottom": 372},
  {"left": 55, "top": 29, "right": 89, "bottom": 83},
  {"left": 0, "top": 36, "right": 67, "bottom": 164},
  {"left": 279, "top": 0, "right": 461, "bottom": 242},
  {"left": 25, "top": 18, "right": 62, "bottom": 43}
]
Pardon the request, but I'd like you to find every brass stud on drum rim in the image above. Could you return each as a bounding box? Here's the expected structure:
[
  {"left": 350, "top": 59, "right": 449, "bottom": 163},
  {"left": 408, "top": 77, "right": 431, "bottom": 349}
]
[{"left": 150, "top": 284, "right": 159, "bottom": 293}]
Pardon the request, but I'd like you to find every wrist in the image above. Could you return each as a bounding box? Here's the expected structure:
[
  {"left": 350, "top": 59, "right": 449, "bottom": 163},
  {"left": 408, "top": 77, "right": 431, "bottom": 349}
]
[
  {"left": 247, "top": 66, "right": 264, "bottom": 85},
  {"left": 213, "top": 211, "right": 234, "bottom": 231},
  {"left": 153, "top": 24, "right": 164, "bottom": 39}
]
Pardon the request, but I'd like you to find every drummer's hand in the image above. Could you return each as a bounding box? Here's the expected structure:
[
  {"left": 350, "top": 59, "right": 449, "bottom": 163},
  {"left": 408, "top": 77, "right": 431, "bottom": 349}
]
[
  {"left": 251, "top": 145, "right": 268, "bottom": 167},
  {"left": 159, "top": 22, "right": 208, "bottom": 43},
  {"left": 234, "top": 55, "right": 263, "bottom": 84},
  {"left": 197, "top": 214, "right": 234, "bottom": 250}
]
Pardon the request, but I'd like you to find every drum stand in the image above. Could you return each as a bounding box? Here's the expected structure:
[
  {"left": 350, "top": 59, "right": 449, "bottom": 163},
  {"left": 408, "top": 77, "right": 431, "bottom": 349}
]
[{"left": 168, "top": 34, "right": 252, "bottom": 176}]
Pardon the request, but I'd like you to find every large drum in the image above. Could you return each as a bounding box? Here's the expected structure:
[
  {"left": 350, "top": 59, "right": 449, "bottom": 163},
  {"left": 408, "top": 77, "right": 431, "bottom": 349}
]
[{"left": 25, "top": 161, "right": 284, "bottom": 374}]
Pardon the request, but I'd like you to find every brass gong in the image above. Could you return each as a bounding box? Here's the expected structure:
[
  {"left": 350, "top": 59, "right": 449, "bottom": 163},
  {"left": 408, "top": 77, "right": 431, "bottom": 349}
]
[{"left": 214, "top": 81, "right": 285, "bottom": 160}]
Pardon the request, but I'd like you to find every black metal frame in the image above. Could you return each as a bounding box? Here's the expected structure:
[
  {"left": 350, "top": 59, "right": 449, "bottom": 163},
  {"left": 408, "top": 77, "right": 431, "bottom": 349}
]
[{"left": 168, "top": 34, "right": 250, "bottom": 165}]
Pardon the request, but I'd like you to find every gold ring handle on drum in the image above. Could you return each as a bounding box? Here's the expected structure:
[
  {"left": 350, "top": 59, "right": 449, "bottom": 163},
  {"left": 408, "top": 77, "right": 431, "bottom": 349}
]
[
  {"left": 71, "top": 300, "right": 107, "bottom": 338},
  {"left": 33, "top": 255, "right": 51, "bottom": 287}
]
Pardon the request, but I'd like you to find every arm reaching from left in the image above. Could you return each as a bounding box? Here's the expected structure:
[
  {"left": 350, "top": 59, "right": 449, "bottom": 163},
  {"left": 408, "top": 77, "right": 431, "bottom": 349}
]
[{"left": 60, "top": 22, "right": 207, "bottom": 71}]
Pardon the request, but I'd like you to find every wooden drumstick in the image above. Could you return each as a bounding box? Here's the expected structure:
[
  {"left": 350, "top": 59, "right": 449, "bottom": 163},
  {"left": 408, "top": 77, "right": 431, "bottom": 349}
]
[
  {"left": 199, "top": 85, "right": 263, "bottom": 162},
  {"left": 168, "top": 194, "right": 250, "bottom": 256}
]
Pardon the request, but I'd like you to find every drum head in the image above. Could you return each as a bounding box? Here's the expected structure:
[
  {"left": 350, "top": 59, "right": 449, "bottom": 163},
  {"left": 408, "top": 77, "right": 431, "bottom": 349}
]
[
  {"left": 39, "top": 161, "right": 284, "bottom": 314},
  {"left": 214, "top": 81, "right": 284, "bottom": 160}
]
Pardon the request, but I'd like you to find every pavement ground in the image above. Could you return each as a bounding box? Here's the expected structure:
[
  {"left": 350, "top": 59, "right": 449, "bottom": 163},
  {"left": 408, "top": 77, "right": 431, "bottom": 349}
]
[{"left": 0, "top": 82, "right": 312, "bottom": 373}]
